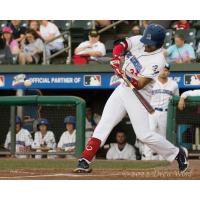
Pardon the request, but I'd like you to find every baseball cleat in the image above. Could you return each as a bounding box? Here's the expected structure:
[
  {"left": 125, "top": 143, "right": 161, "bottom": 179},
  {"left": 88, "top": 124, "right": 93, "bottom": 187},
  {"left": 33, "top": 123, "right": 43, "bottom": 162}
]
[
  {"left": 175, "top": 147, "right": 189, "bottom": 173},
  {"left": 73, "top": 158, "right": 92, "bottom": 173}
]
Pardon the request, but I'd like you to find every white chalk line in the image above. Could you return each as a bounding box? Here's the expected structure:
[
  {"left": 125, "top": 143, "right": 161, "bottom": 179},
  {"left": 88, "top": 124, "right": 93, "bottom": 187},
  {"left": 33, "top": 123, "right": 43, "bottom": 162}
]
[{"left": 0, "top": 172, "right": 123, "bottom": 179}]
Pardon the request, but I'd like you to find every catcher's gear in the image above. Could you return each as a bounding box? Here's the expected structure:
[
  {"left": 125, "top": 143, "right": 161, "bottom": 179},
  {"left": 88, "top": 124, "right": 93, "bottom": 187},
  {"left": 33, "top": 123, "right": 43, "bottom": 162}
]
[{"left": 140, "top": 24, "right": 166, "bottom": 46}]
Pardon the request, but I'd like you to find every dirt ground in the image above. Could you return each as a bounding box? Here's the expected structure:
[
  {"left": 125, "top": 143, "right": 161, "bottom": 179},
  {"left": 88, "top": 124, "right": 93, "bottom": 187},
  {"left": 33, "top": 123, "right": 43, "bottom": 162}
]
[{"left": 0, "top": 159, "right": 199, "bottom": 180}]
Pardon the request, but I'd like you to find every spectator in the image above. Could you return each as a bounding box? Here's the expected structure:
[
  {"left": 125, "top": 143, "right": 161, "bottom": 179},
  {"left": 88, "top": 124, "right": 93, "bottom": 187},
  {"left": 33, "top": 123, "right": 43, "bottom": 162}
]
[
  {"left": 29, "top": 20, "right": 40, "bottom": 34},
  {"left": 74, "top": 29, "right": 106, "bottom": 62},
  {"left": 173, "top": 20, "right": 190, "bottom": 30},
  {"left": 85, "top": 107, "right": 101, "bottom": 143},
  {"left": 95, "top": 20, "right": 111, "bottom": 28},
  {"left": 131, "top": 25, "right": 141, "bottom": 36},
  {"left": 57, "top": 116, "right": 76, "bottom": 157},
  {"left": 165, "top": 33, "right": 196, "bottom": 64},
  {"left": 32, "top": 118, "right": 56, "bottom": 159},
  {"left": 106, "top": 131, "right": 136, "bottom": 160},
  {"left": 9, "top": 20, "right": 27, "bottom": 42},
  {"left": 0, "top": 38, "right": 13, "bottom": 64},
  {"left": 4, "top": 116, "right": 33, "bottom": 158},
  {"left": 2, "top": 26, "right": 20, "bottom": 55},
  {"left": 18, "top": 29, "right": 44, "bottom": 64},
  {"left": 39, "top": 20, "right": 64, "bottom": 58}
]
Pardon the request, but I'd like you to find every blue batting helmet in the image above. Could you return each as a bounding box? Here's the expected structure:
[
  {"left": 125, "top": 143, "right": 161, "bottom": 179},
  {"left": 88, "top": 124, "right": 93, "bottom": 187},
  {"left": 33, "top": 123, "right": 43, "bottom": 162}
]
[
  {"left": 38, "top": 118, "right": 49, "bottom": 126},
  {"left": 64, "top": 116, "right": 76, "bottom": 126},
  {"left": 16, "top": 116, "right": 22, "bottom": 124},
  {"left": 140, "top": 24, "right": 166, "bottom": 46}
]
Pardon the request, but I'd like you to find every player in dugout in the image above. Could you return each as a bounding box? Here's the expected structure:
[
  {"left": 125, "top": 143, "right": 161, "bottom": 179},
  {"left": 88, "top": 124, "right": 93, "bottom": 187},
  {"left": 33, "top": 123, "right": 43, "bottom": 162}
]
[
  {"left": 74, "top": 24, "right": 189, "bottom": 173},
  {"left": 32, "top": 118, "right": 56, "bottom": 159},
  {"left": 4, "top": 116, "right": 33, "bottom": 158},
  {"left": 178, "top": 89, "right": 200, "bottom": 111}
]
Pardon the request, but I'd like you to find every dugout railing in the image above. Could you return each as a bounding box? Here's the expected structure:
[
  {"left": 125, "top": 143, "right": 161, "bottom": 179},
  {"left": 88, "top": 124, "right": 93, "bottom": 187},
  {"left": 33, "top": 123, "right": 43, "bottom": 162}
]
[
  {"left": 0, "top": 96, "right": 86, "bottom": 157},
  {"left": 167, "top": 96, "right": 200, "bottom": 157}
]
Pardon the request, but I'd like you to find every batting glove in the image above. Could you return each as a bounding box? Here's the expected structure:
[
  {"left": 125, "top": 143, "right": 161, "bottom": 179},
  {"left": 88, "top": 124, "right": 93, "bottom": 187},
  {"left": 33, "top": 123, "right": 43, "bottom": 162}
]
[{"left": 110, "top": 56, "right": 123, "bottom": 78}]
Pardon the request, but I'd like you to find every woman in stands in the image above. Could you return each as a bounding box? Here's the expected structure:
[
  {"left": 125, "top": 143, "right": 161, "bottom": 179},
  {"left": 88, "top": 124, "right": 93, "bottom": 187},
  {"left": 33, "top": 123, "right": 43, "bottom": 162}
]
[
  {"left": 1, "top": 26, "right": 20, "bottom": 55},
  {"left": 18, "top": 29, "right": 44, "bottom": 64}
]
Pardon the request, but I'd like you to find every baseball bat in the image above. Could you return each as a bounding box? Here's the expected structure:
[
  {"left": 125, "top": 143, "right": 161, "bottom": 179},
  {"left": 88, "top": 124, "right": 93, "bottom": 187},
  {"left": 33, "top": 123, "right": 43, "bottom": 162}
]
[{"left": 121, "top": 73, "right": 155, "bottom": 114}]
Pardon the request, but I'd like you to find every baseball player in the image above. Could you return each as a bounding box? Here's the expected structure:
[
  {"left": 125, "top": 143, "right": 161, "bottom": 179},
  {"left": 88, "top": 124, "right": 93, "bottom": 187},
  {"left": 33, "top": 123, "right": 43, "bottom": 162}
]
[
  {"left": 178, "top": 89, "right": 200, "bottom": 111},
  {"left": 32, "top": 118, "right": 56, "bottom": 159},
  {"left": 142, "top": 65, "right": 179, "bottom": 160},
  {"left": 4, "top": 116, "right": 33, "bottom": 158},
  {"left": 74, "top": 24, "right": 188, "bottom": 173},
  {"left": 57, "top": 116, "right": 76, "bottom": 154},
  {"left": 106, "top": 131, "right": 136, "bottom": 160},
  {"left": 85, "top": 107, "right": 101, "bottom": 144}
]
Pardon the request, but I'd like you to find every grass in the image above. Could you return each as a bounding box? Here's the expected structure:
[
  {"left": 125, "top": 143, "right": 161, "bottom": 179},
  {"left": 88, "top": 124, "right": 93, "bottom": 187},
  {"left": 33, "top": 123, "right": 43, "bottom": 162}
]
[{"left": 0, "top": 159, "right": 169, "bottom": 171}]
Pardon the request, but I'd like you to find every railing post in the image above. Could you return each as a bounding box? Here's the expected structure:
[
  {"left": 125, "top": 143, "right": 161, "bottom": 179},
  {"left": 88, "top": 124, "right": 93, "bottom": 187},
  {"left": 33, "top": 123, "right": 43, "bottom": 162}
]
[
  {"left": 75, "top": 101, "right": 86, "bottom": 157},
  {"left": 67, "top": 32, "right": 72, "bottom": 64},
  {"left": 10, "top": 106, "right": 16, "bottom": 157}
]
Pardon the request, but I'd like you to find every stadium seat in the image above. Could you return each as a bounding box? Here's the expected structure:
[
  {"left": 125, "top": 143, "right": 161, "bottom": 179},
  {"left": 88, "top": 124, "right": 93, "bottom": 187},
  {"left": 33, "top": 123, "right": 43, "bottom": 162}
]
[
  {"left": 21, "top": 20, "right": 28, "bottom": 27},
  {"left": 187, "top": 38, "right": 196, "bottom": 49},
  {"left": 196, "top": 30, "right": 200, "bottom": 40},
  {"left": 193, "top": 20, "right": 200, "bottom": 29},
  {"left": 186, "top": 28, "right": 196, "bottom": 40},
  {"left": 0, "top": 20, "right": 7, "bottom": 29},
  {"left": 163, "top": 39, "right": 172, "bottom": 49},
  {"left": 71, "top": 20, "right": 95, "bottom": 30},
  {"left": 165, "top": 29, "right": 173, "bottom": 40},
  {"left": 105, "top": 40, "right": 115, "bottom": 56},
  {"left": 53, "top": 20, "right": 71, "bottom": 32}
]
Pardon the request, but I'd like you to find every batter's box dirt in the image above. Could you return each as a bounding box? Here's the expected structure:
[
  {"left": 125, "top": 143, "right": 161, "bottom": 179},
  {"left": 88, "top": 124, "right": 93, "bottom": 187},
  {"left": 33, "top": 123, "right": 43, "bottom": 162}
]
[{"left": 0, "top": 159, "right": 199, "bottom": 180}]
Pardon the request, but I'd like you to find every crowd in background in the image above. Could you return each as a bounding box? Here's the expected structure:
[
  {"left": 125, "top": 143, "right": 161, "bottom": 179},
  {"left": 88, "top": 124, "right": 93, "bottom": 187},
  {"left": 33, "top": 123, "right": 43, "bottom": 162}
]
[{"left": 0, "top": 20, "right": 200, "bottom": 65}]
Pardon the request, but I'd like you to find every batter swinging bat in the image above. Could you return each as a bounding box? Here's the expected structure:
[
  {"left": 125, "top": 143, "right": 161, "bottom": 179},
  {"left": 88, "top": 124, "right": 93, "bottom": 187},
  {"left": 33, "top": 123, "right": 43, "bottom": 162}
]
[{"left": 121, "top": 73, "right": 155, "bottom": 114}]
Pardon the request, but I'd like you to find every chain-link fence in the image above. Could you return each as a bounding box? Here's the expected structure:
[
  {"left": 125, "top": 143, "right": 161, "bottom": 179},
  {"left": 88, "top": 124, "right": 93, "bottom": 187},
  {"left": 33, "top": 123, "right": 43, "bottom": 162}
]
[
  {"left": 0, "top": 96, "right": 85, "bottom": 158},
  {"left": 167, "top": 96, "right": 200, "bottom": 157}
]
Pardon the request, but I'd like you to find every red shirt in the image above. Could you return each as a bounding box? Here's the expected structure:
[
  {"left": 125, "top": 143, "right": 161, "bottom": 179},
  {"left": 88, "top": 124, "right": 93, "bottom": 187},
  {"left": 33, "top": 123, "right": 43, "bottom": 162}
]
[{"left": 176, "top": 22, "right": 190, "bottom": 30}]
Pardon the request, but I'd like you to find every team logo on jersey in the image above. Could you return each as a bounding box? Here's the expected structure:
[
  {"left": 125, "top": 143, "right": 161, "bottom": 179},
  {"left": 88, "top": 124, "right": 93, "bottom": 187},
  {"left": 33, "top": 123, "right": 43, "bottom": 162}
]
[
  {"left": 12, "top": 74, "right": 26, "bottom": 87},
  {"left": 126, "top": 51, "right": 142, "bottom": 74},
  {"left": 0, "top": 76, "right": 5, "bottom": 87},
  {"left": 84, "top": 75, "right": 101, "bottom": 86},
  {"left": 146, "top": 33, "right": 152, "bottom": 40},
  {"left": 184, "top": 74, "right": 200, "bottom": 86}
]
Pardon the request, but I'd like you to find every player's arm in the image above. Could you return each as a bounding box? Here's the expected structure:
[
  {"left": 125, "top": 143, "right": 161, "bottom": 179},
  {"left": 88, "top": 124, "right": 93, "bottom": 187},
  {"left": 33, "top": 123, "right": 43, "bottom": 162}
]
[
  {"left": 178, "top": 90, "right": 200, "bottom": 110},
  {"left": 130, "top": 76, "right": 152, "bottom": 90},
  {"left": 110, "top": 39, "right": 129, "bottom": 77}
]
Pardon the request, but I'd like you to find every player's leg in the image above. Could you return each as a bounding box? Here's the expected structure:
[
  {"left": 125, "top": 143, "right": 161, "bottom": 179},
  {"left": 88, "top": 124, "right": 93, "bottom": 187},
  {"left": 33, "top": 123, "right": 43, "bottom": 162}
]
[
  {"left": 157, "top": 111, "right": 168, "bottom": 160},
  {"left": 120, "top": 86, "right": 178, "bottom": 160},
  {"left": 142, "top": 112, "right": 160, "bottom": 160},
  {"left": 74, "top": 85, "right": 127, "bottom": 172},
  {"left": 121, "top": 86, "right": 188, "bottom": 172}
]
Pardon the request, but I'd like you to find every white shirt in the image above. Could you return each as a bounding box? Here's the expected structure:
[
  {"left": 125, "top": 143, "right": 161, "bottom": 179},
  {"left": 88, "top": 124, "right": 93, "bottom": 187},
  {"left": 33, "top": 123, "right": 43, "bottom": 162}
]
[
  {"left": 57, "top": 130, "right": 76, "bottom": 151},
  {"left": 123, "top": 35, "right": 167, "bottom": 95},
  {"left": 32, "top": 131, "right": 56, "bottom": 149},
  {"left": 76, "top": 41, "right": 106, "bottom": 58},
  {"left": 4, "top": 128, "right": 33, "bottom": 158},
  {"left": 151, "top": 78, "right": 179, "bottom": 109},
  {"left": 106, "top": 143, "right": 136, "bottom": 160},
  {"left": 40, "top": 22, "right": 63, "bottom": 46},
  {"left": 181, "top": 89, "right": 200, "bottom": 99}
]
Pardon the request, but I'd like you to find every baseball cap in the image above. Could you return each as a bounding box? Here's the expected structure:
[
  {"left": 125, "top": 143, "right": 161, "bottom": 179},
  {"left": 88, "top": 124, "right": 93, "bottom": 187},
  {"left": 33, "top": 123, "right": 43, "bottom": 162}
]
[
  {"left": 2, "top": 26, "right": 13, "bottom": 34},
  {"left": 89, "top": 30, "right": 99, "bottom": 37}
]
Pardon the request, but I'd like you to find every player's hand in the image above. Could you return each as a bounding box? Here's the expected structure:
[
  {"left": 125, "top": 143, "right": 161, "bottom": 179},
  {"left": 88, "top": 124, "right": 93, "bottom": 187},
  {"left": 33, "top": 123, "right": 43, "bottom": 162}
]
[
  {"left": 178, "top": 97, "right": 185, "bottom": 111},
  {"left": 110, "top": 56, "right": 123, "bottom": 78}
]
